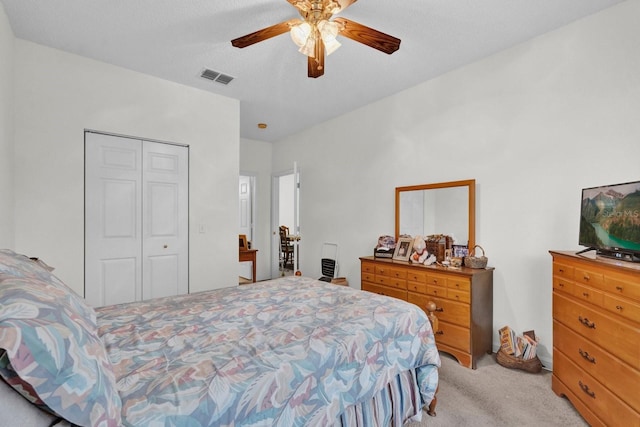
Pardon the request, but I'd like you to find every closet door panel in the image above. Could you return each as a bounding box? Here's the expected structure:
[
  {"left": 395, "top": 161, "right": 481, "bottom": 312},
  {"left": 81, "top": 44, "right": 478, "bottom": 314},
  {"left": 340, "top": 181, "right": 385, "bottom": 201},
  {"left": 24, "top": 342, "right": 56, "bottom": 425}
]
[
  {"left": 85, "top": 133, "right": 142, "bottom": 307},
  {"left": 142, "top": 141, "right": 189, "bottom": 300}
]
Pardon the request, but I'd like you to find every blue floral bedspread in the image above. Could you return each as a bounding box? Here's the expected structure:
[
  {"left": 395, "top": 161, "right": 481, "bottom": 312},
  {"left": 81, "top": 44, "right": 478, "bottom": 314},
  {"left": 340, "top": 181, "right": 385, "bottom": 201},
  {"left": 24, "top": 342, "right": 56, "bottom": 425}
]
[{"left": 96, "top": 276, "right": 440, "bottom": 426}]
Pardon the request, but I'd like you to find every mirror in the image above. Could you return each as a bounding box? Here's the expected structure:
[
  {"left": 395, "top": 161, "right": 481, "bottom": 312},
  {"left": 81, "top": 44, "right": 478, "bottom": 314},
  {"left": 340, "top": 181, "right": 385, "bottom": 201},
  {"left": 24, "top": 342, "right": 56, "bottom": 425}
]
[{"left": 395, "top": 179, "right": 476, "bottom": 250}]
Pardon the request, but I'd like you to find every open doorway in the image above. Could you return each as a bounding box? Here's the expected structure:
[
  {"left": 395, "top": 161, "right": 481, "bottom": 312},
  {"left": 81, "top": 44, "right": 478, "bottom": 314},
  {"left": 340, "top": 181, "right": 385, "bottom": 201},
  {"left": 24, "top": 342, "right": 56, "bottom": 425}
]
[
  {"left": 271, "top": 166, "right": 299, "bottom": 278},
  {"left": 239, "top": 174, "right": 255, "bottom": 282}
]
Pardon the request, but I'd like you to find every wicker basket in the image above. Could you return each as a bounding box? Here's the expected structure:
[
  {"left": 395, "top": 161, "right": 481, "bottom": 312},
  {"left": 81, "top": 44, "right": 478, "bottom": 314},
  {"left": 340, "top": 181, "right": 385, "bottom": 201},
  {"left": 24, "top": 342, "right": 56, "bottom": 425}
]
[
  {"left": 496, "top": 349, "right": 542, "bottom": 373},
  {"left": 464, "top": 245, "right": 488, "bottom": 268}
]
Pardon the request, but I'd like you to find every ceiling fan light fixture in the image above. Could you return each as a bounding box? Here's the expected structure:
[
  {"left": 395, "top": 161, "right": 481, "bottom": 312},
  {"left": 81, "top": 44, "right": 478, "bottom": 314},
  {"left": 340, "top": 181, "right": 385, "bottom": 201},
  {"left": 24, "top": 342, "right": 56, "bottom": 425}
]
[
  {"left": 290, "top": 21, "right": 311, "bottom": 47},
  {"left": 317, "top": 20, "right": 341, "bottom": 55},
  {"left": 299, "top": 34, "right": 316, "bottom": 57}
]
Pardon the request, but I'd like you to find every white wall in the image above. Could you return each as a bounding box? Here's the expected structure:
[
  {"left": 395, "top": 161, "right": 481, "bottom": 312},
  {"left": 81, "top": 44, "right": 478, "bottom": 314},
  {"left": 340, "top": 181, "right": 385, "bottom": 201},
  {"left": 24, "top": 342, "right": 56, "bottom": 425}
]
[
  {"left": 240, "top": 138, "right": 273, "bottom": 280},
  {"left": 272, "top": 0, "right": 640, "bottom": 368},
  {"left": 12, "top": 39, "right": 240, "bottom": 296},
  {"left": 0, "top": 4, "right": 14, "bottom": 248}
]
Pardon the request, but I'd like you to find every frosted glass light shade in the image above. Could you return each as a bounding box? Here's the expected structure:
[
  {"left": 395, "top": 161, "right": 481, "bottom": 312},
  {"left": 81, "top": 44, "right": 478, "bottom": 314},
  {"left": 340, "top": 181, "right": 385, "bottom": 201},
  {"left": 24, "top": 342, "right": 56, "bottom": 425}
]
[
  {"left": 318, "top": 20, "right": 341, "bottom": 55},
  {"left": 290, "top": 22, "right": 312, "bottom": 47},
  {"left": 299, "top": 35, "right": 316, "bottom": 57}
]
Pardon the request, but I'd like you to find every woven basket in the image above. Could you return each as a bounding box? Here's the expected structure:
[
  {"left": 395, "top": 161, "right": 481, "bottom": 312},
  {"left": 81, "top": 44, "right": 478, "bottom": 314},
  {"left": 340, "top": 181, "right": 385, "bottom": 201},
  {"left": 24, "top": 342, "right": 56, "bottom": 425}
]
[
  {"left": 464, "top": 245, "right": 488, "bottom": 269},
  {"left": 496, "top": 349, "right": 542, "bottom": 373}
]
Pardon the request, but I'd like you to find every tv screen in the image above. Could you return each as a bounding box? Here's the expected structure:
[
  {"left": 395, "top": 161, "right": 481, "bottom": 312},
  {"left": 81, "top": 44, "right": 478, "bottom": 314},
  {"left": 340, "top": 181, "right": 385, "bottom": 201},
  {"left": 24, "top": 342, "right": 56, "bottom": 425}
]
[{"left": 579, "top": 180, "right": 640, "bottom": 261}]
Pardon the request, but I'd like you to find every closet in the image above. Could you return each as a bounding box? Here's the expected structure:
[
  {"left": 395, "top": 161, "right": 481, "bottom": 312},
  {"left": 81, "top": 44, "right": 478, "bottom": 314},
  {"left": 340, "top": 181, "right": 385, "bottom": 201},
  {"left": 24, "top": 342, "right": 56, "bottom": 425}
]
[{"left": 85, "top": 132, "right": 188, "bottom": 307}]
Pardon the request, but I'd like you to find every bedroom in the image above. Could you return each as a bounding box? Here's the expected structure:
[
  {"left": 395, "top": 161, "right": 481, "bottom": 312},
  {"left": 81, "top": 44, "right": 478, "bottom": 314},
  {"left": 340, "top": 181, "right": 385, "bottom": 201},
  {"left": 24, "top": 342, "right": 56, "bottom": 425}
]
[{"left": 0, "top": 0, "right": 639, "bottom": 421}]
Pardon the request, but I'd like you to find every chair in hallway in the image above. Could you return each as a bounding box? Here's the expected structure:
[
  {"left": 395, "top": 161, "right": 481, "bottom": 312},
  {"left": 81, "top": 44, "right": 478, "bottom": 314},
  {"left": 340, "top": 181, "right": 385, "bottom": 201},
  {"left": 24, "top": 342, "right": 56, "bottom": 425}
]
[{"left": 279, "top": 226, "right": 295, "bottom": 270}]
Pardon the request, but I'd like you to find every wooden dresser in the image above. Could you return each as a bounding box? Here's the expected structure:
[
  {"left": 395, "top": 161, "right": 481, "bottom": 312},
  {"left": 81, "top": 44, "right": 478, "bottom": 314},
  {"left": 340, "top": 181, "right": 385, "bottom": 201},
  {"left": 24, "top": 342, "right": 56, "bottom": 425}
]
[
  {"left": 360, "top": 256, "right": 493, "bottom": 369},
  {"left": 550, "top": 251, "right": 640, "bottom": 426}
]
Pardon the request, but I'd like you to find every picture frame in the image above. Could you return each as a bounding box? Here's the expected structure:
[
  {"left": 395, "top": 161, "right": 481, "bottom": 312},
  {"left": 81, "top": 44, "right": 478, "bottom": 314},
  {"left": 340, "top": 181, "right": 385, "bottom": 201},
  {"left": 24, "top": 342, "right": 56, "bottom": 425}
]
[
  {"left": 452, "top": 244, "right": 469, "bottom": 258},
  {"left": 393, "top": 237, "right": 414, "bottom": 261},
  {"left": 239, "top": 234, "right": 248, "bottom": 251}
]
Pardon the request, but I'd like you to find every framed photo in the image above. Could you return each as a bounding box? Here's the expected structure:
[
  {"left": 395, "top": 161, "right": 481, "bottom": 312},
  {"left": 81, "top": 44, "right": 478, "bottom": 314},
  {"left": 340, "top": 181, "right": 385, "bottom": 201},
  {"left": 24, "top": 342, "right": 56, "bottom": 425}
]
[
  {"left": 239, "top": 234, "right": 248, "bottom": 250},
  {"left": 452, "top": 244, "right": 468, "bottom": 258},
  {"left": 393, "top": 237, "right": 413, "bottom": 261}
]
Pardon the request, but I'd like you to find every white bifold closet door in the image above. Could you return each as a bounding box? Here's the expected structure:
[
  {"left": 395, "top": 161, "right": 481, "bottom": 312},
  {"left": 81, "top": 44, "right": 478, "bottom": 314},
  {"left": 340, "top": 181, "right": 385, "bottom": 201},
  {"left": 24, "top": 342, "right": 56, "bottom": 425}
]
[{"left": 85, "top": 132, "right": 188, "bottom": 307}]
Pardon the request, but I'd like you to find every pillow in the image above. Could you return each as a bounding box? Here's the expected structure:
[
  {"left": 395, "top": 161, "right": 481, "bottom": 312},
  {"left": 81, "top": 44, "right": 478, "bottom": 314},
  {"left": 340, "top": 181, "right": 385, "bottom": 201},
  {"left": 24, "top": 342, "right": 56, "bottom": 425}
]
[
  {"left": 0, "top": 249, "right": 97, "bottom": 329},
  {"left": 0, "top": 276, "right": 122, "bottom": 426}
]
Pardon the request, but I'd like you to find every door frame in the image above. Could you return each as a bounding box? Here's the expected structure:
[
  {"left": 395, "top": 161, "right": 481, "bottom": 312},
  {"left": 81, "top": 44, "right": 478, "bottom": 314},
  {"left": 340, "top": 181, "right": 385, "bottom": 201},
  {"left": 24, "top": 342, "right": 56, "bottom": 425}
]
[
  {"left": 239, "top": 173, "right": 256, "bottom": 281},
  {"left": 270, "top": 165, "right": 299, "bottom": 278}
]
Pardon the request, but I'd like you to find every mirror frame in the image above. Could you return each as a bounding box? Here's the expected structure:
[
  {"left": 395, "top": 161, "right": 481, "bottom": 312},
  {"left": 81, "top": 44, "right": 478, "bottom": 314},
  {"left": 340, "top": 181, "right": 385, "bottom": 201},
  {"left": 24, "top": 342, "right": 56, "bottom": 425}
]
[{"left": 395, "top": 179, "right": 476, "bottom": 250}]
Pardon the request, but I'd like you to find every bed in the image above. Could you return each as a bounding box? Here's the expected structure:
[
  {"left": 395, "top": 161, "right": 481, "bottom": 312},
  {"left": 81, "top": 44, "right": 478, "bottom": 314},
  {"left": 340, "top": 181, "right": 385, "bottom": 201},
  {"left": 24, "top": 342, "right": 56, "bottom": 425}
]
[{"left": 0, "top": 249, "right": 440, "bottom": 426}]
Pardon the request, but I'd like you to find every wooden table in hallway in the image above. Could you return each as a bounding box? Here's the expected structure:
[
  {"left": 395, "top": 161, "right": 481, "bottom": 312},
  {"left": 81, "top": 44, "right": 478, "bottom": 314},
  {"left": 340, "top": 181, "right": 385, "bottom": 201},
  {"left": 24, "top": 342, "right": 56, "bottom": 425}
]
[{"left": 239, "top": 249, "right": 258, "bottom": 283}]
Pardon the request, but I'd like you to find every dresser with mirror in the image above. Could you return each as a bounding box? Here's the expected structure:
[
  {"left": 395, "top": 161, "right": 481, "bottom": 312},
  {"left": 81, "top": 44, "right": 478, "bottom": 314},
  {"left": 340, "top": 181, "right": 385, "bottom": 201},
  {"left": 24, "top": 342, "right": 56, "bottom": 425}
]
[{"left": 360, "top": 179, "right": 494, "bottom": 369}]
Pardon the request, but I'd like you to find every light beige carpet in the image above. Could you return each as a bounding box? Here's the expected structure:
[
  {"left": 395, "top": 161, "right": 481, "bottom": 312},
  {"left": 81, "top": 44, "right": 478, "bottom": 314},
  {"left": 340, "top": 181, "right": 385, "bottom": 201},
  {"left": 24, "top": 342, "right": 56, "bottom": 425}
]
[{"left": 406, "top": 352, "right": 588, "bottom": 427}]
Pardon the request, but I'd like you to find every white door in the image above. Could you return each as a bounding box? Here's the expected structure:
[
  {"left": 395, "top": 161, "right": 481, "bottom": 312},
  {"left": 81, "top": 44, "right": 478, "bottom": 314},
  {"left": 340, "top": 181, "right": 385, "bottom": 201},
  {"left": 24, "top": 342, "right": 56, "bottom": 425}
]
[
  {"left": 142, "top": 141, "right": 189, "bottom": 299},
  {"left": 85, "top": 133, "right": 142, "bottom": 306},
  {"left": 239, "top": 175, "right": 253, "bottom": 280},
  {"left": 85, "top": 132, "right": 188, "bottom": 306}
]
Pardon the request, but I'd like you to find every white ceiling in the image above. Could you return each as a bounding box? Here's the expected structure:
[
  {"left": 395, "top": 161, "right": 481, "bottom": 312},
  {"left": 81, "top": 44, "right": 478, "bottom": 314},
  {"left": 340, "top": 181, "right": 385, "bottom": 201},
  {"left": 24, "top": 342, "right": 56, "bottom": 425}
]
[{"left": 1, "top": 0, "right": 625, "bottom": 142}]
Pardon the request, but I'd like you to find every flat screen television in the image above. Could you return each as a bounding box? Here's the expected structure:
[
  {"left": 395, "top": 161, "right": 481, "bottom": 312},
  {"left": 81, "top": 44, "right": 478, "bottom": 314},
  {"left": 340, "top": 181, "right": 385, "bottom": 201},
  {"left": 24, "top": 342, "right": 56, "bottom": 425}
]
[{"left": 578, "top": 180, "right": 640, "bottom": 263}]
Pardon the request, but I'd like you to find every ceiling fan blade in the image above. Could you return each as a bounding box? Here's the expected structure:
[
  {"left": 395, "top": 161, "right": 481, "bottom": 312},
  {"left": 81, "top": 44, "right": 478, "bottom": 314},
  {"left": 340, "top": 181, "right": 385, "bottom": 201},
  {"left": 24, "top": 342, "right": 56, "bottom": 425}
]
[
  {"left": 231, "top": 20, "right": 297, "bottom": 48},
  {"left": 308, "top": 39, "right": 325, "bottom": 78},
  {"left": 333, "top": 17, "right": 400, "bottom": 54}
]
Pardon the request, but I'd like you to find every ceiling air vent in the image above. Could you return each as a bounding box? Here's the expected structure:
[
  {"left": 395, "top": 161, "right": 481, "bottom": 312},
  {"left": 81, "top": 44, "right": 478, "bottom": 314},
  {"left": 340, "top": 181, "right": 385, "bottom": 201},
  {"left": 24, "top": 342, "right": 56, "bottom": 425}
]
[{"left": 200, "top": 68, "right": 234, "bottom": 85}]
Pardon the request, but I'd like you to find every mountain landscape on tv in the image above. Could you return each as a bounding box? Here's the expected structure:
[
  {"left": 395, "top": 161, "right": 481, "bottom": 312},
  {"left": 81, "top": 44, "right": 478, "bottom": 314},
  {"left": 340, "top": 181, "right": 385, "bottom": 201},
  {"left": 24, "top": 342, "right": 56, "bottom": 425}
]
[{"left": 580, "top": 186, "right": 640, "bottom": 251}]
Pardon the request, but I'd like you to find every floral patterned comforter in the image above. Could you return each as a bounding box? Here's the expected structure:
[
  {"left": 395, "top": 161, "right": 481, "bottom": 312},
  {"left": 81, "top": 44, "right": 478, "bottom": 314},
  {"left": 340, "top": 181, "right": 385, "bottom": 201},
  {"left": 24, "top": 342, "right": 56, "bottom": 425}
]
[{"left": 96, "top": 276, "right": 440, "bottom": 426}]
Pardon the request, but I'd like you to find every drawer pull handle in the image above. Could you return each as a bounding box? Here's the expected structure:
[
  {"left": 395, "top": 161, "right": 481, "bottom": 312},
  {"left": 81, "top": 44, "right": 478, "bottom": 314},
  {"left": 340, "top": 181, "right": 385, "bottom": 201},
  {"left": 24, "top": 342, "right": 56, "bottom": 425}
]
[
  {"left": 616, "top": 286, "right": 623, "bottom": 291},
  {"left": 435, "top": 307, "right": 444, "bottom": 312},
  {"left": 578, "top": 316, "right": 596, "bottom": 329},
  {"left": 583, "top": 275, "right": 590, "bottom": 281},
  {"left": 582, "top": 292, "right": 589, "bottom": 297},
  {"left": 435, "top": 330, "right": 444, "bottom": 335},
  {"left": 578, "top": 348, "right": 596, "bottom": 364},
  {"left": 559, "top": 268, "right": 565, "bottom": 273},
  {"left": 615, "top": 305, "right": 623, "bottom": 311},
  {"left": 558, "top": 283, "right": 564, "bottom": 287},
  {"left": 578, "top": 381, "right": 596, "bottom": 398}
]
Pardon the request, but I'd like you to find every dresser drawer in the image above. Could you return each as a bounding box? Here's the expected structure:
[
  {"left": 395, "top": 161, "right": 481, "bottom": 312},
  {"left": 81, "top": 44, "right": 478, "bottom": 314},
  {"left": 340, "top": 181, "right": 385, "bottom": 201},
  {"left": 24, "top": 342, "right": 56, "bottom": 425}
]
[
  {"left": 376, "top": 275, "right": 407, "bottom": 290},
  {"left": 554, "top": 262, "right": 575, "bottom": 279},
  {"left": 362, "top": 282, "right": 407, "bottom": 301},
  {"left": 447, "top": 289, "right": 470, "bottom": 304},
  {"left": 426, "top": 284, "right": 446, "bottom": 298},
  {"left": 406, "top": 270, "right": 427, "bottom": 283},
  {"left": 375, "top": 265, "right": 407, "bottom": 279},
  {"left": 407, "top": 281, "right": 426, "bottom": 294},
  {"left": 362, "top": 272, "right": 375, "bottom": 283},
  {"left": 425, "top": 273, "right": 448, "bottom": 287},
  {"left": 605, "top": 274, "right": 640, "bottom": 304},
  {"left": 573, "top": 283, "right": 604, "bottom": 307},
  {"left": 436, "top": 321, "right": 470, "bottom": 352},
  {"left": 574, "top": 267, "right": 605, "bottom": 289},
  {"left": 361, "top": 261, "right": 376, "bottom": 275},
  {"left": 554, "top": 320, "right": 640, "bottom": 412},
  {"left": 447, "top": 276, "right": 471, "bottom": 292},
  {"left": 407, "top": 293, "right": 472, "bottom": 334},
  {"left": 554, "top": 351, "right": 639, "bottom": 425},
  {"left": 428, "top": 296, "right": 470, "bottom": 327},
  {"left": 553, "top": 276, "right": 574, "bottom": 295},
  {"left": 553, "top": 292, "right": 640, "bottom": 367},
  {"left": 603, "top": 293, "right": 640, "bottom": 324}
]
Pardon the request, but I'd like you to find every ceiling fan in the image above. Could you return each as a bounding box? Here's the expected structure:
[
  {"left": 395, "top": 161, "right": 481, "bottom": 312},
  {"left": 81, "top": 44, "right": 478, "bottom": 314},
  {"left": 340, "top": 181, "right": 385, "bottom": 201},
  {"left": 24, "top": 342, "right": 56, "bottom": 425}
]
[{"left": 231, "top": 0, "right": 401, "bottom": 78}]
